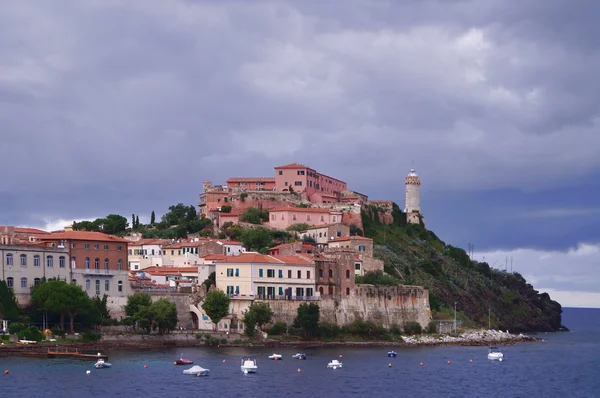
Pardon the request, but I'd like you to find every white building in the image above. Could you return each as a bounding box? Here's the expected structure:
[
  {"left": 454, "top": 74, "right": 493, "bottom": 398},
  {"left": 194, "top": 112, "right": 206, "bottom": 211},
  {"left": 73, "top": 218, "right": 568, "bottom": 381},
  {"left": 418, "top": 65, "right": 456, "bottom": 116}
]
[{"left": 405, "top": 168, "right": 422, "bottom": 225}]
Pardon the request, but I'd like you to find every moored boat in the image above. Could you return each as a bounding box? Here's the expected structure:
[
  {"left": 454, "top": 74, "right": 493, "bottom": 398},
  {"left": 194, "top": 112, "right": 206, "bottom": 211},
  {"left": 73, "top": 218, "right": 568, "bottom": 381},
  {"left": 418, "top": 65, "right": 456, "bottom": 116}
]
[
  {"left": 241, "top": 357, "right": 258, "bottom": 374},
  {"left": 174, "top": 354, "right": 194, "bottom": 365},
  {"left": 327, "top": 359, "right": 343, "bottom": 369},
  {"left": 487, "top": 346, "right": 504, "bottom": 361},
  {"left": 94, "top": 359, "right": 112, "bottom": 369},
  {"left": 182, "top": 365, "right": 210, "bottom": 376},
  {"left": 268, "top": 353, "right": 283, "bottom": 360},
  {"left": 387, "top": 351, "right": 397, "bottom": 357},
  {"left": 292, "top": 353, "right": 306, "bottom": 360}
]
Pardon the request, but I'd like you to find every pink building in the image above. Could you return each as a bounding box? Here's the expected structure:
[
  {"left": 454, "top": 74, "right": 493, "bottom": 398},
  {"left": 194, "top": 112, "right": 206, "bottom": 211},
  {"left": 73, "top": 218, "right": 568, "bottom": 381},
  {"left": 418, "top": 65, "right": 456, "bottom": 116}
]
[
  {"left": 268, "top": 207, "right": 343, "bottom": 230},
  {"left": 226, "top": 177, "right": 275, "bottom": 192},
  {"left": 274, "top": 163, "right": 347, "bottom": 204},
  {"left": 218, "top": 213, "right": 240, "bottom": 228}
]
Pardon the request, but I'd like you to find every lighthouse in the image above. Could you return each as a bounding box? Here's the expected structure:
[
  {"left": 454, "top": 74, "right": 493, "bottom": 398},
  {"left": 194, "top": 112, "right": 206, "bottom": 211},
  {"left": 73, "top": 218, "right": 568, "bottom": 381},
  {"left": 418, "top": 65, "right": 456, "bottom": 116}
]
[{"left": 404, "top": 168, "right": 422, "bottom": 225}]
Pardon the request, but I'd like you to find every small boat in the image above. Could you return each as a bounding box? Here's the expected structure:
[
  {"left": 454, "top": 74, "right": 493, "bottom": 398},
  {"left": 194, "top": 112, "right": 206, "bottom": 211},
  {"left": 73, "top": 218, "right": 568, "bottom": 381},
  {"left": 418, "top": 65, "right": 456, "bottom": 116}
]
[
  {"left": 268, "top": 353, "right": 283, "bottom": 360},
  {"left": 241, "top": 357, "right": 258, "bottom": 374},
  {"left": 174, "top": 354, "right": 194, "bottom": 365},
  {"left": 292, "top": 353, "right": 307, "bottom": 360},
  {"left": 327, "top": 359, "right": 343, "bottom": 369},
  {"left": 182, "top": 365, "right": 210, "bottom": 376},
  {"left": 487, "top": 346, "right": 504, "bottom": 361},
  {"left": 387, "top": 351, "right": 397, "bottom": 357},
  {"left": 94, "top": 359, "right": 112, "bottom": 369}
]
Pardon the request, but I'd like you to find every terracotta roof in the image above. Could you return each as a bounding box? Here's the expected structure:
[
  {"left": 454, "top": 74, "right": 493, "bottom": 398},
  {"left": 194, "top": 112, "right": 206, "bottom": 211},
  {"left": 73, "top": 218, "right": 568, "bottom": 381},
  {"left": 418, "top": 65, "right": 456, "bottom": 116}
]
[
  {"left": 226, "top": 177, "right": 275, "bottom": 183},
  {"left": 134, "top": 266, "right": 199, "bottom": 274},
  {"left": 128, "top": 239, "right": 170, "bottom": 246},
  {"left": 214, "top": 239, "right": 242, "bottom": 245},
  {"left": 269, "top": 207, "right": 330, "bottom": 213},
  {"left": 0, "top": 226, "right": 50, "bottom": 235},
  {"left": 219, "top": 213, "right": 240, "bottom": 217},
  {"left": 215, "top": 252, "right": 312, "bottom": 265},
  {"left": 38, "top": 231, "right": 129, "bottom": 243},
  {"left": 162, "top": 238, "right": 241, "bottom": 249},
  {"left": 329, "top": 236, "right": 372, "bottom": 242},
  {"left": 201, "top": 254, "right": 228, "bottom": 261},
  {"left": 274, "top": 163, "right": 311, "bottom": 170}
]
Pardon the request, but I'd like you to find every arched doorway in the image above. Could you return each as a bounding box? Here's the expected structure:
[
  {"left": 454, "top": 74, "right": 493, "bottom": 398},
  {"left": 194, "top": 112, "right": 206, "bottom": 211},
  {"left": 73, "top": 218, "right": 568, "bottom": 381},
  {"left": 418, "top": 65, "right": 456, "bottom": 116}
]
[
  {"left": 328, "top": 285, "right": 334, "bottom": 295},
  {"left": 319, "top": 286, "right": 324, "bottom": 295},
  {"left": 190, "top": 311, "right": 199, "bottom": 329}
]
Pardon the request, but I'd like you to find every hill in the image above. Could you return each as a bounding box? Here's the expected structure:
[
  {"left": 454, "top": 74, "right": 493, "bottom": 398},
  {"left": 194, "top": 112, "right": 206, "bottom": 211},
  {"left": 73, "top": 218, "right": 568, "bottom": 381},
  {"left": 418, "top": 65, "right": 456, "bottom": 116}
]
[{"left": 362, "top": 203, "right": 566, "bottom": 333}]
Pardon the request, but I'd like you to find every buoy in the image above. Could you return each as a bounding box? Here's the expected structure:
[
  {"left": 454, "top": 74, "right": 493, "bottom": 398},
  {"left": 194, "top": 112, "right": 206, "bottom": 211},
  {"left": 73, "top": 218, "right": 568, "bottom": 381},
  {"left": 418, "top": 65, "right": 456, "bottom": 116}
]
[
  {"left": 144, "top": 365, "right": 148, "bottom": 368},
  {"left": 86, "top": 370, "right": 91, "bottom": 375},
  {"left": 447, "top": 361, "right": 451, "bottom": 364},
  {"left": 222, "top": 359, "right": 226, "bottom": 363},
  {"left": 419, "top": 362, "right": 423, "bottom": 366},
  {"left": 499, "top": 358, "right": 503, "bottom": 362},
  {"left": 388, "top": 363, "right": 392, "bottom": 367},
  {"left": 173, "top": 362, "right": 177, "bottom": 365},
  {"left": 4, "top": 370, "right": 9, "bottom": 375},
  {"left": 339, "top": 355, "right": 343, "bottom": 358},
  {"left": 469, "top": 359, "right": 473, "bottom": 363},
  {"left": 297, "top": 368, "right": 301, "bottom": 372}
]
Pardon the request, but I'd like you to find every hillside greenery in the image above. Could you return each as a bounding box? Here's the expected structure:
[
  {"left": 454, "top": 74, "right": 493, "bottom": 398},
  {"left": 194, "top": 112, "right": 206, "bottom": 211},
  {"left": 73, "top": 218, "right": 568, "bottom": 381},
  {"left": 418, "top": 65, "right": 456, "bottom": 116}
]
[{"left": 362, "top": 203, "right": 565, "bottom": 333}]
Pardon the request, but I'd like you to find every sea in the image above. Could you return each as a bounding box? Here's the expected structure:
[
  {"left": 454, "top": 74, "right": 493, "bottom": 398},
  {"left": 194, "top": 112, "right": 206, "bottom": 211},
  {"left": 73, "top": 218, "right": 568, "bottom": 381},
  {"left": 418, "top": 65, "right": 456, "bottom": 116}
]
[{"left": 1, "top": 307, "right": 598, "bottom": 398}]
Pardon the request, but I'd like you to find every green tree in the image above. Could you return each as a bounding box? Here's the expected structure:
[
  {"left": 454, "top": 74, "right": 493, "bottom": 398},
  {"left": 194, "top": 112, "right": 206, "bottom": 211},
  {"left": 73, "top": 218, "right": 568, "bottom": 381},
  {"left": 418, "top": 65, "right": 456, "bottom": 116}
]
[
  {"left": 31, "top": 279, "right": 92, "bottom": 332},
  {"left": 135, "top": 215, "right": 140, "bottom": 229},
  {"left": 240, "top": 207, "right": 268, "bottom": 225},
  {"left": 294, "top": 303, "right": 320, "bottom": 339},
  {"left": 286, "top": 223, "right": 311, "bottom": 232},
  {"left": 63, "top": 284, "right": 92, "bottom": 333},
  {"left": 242, "top": 302, "right": 273, "bottom": 337},
  {"left": 0, "top": 280, "right": 20, "bottom": 321},
  {"left": 91, "top": 294, "right": 110, "bottom": 320},
  {"left": 240, "top": 228, "right": 273, "bottom": 252},
  {"left": 150, "top": 211, "right": 156, "bottom": 224},
  {"left": 220, "top": 204, "right": 232, "bottom": 213},
  {"left": 148, "top": 298, "right": 178, "bottom": 334},
  {"left": 201, "top": 290, "right": 231, "bottom": 327},
  {"left": 202, "top": 272, "right": 216, "bottom": 291},
  {"left": 125, "top": 293, "right": 152, "bottom": 317}
]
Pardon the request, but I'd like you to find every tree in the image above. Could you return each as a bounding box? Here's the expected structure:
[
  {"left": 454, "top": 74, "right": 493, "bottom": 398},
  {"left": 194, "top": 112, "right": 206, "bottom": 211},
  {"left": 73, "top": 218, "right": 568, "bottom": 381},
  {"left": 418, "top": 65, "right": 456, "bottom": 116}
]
[
  {"left": 242, "top": 302, "right": 273, "bottom": 337},
  {"left": 135, "top": 215, "right": 140, "bottom": 229},
  {"left": 132, "top": 214, "right": 136, "bottom": 229},
  {"left": 31, "top": 279, "right": 93, "bottom": 332},
  {"left": 202, "top": 272, "right": 216, "bottom": 291},
  {"left": 201, "top": 290, "right": 230, "bottom": 327},
  {"left": 148, "top": 298, "right": 178, "bottom": 334},
  {"left": 240, "top": 207, "right": 268, "bottom": 225},
  {"left": 63, "top": 284, "right": 92, "bottom": 333},
  {"left": 286, "top": 223, "right": 311, "bottom": 232},
  {"left": 0, "top": 280, "right": 20, "bottom": 321},
  {"left": 125, "top": 293, "right": 152, "bottom": 317},
  {"left": 150, "top": 210, "right": 156, "bottom": 225},
  {"left": 91, "top": 294, "right": 110, "bottom": 319},
  {"left": 220, "top": 204, "right": 232, "bottom": 213},
  {"left": 240, "top": 228, "right": 273, "bottom": 252},
  {"left": 294, "top": 303, "right": 320, "bottom": 339}
]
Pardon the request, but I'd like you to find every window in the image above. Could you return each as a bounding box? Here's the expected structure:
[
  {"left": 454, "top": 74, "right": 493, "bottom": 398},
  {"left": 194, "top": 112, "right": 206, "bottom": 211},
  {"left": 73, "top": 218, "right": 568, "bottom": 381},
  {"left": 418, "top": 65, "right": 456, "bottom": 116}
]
[
  {"left": 105, "top": 280, "right": 110, "bottom": 291},
  {"left": 259, "top": 269, "right": 263, "bottom": 277},
  {"left": 319, "top": 269, "right": 323, "bottom": 277},
  {"left": 94, "top": 258, "right": 99, "bottom": 269},
  {"left": 85, "top": 257, "right": 90, "bottom": 269},
  {"left": 6, "top": 253, "right": 13, "bottom": 266},
  {"left": 278, "top": 170, "right": 283, "bottom": 175},
  {"left": 358, "top": 245, "right": 366, "bottom": 252},
  {"left": 227, "top": 268, "right": 234, "bottom": 277},
  {"left": 307, "top": 288, "right": 313, "bottom": 297},
  {"left": 333, "top": 216, "right": 337, "bottom": 222},
  {"left": 94, "top": 244, "right": 99, "bottom": 250},
  {"left": 307, "top": 215, "right": 311, "bottom": 221},
  {"left": 226, "top": 286, "right": 234, "bottom": 295},
  {"left": 278, "top": 269, "right": 283, "bottom": 278},
  {"left": 117, "top": 245, "right": 122, "bottom": 251},
  {"left": 235, "top": 286, "right": 239, "bottom": 294},
  {"left": 319, "top": 286, "right": 324, "bottom": 295},
  {"left": 72, "top": 279, "right": 77, "bottom": 285},
  {"left": 320, "top": 215, "right": 325, "bottom": 221},
  {"left": 86, "top": 280, "right": 90, "bottom": 290},
  {"left": 117, "top": 259, "right": 122, "bottom": 270},
  {"left": 346, "top": 287, "right": 350, "bottom": 295},
  {"left": 307, "top": 271, "right": 311, "bottom": 279},
  {"left": 20, "top": 254, "right": 27, "bottom": 266},
  {"left": 278, "top": 287, "right": 284, "bottom": 296},
  {"left": 34, "top": 278, "right": 41, "bottom": 286},
  {"left": 271, "top": 214, "right": 275, "bottom": 220},
  {"left": 47, "top": 256, "right": 53, "bottom": 268},
  {"left": 95, "top": 280, "right": 100, "bottom": 295},
  {"left": 118, "top": 281, "right": 123, "bottom": 292},
  {"left": 328, "top": 269, "right": 333, "bottom": 278},
  {"left": 295, "top": 181, "right": 302, "bottom": 186},
  {"left": 104, "top": 258, "right": 109, "bottom": 270},
  {"left": 6, "top": 277, "right": 13, "bottom": 288},
  {"left": 71, "top": 257, "right": 77, "bottom": 268},
  {"left": 21, "top": 277, "right": 27, "bottom": 288},
  {"left": 59, "top": 256, "right": 66, "bottom": 268},
  {"left": 293, "top": 214, "right": 297, "bottom": 221},
  {"left": 71, "top": 243, "right": 76, "bottom": 248},
  {"left": 297, "top": 170, "right": 305, "bottom": 175},
  {"left": 267, "top": 269, "right": 275, "bottom": 278},
  {"left": 297, "top": 270, "right": 301, "bottom": 279},
  {"left": 235, "top": 268, "right": 240, "bottom": 277},
  {"left": 295, "top": 287, "right": 304, "bottom": 297},
  {"left": 85, "top": 244, "right": 90, "bottom": 249},
  {"left": 257, "top": 286, "right": 265, "bottom": 297},
  {"left": 288, "top": 270, "right": 292, "bottom": 278},
  {"left": 355, "top": 263, "right": 361, "bottom": 270},
  {"left": 104, "top": 245, "right": 109, "bottom": 251},
  {"left": 267, "top": 287, "right": 275, "bottom": 297},
  {"left": 337, "top": 231, "right": 342, "bottom": 237},
  {"left": 34, "top": 255, "right": 40, "bottom": 267},
  {"left": 346, "top": 270, "right": 350, "bottom": 279}
]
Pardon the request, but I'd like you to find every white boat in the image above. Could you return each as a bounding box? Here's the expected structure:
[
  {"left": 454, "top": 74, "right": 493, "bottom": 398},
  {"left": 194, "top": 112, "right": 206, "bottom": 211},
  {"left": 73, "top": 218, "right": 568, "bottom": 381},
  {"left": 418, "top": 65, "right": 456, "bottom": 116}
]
[
  {"left": 268, "top": 353, "right": 283, "bottom": 360},
  {"left": 182, "top": 365, "right": 210, "bottom": 376},
  {"left": 292, "top": 353, "right": 306, "bottom": 360},
  {"left": 488, "top": 346, "right": 504, "bottom": 361},
  {"left": 94, "top": 359, "right": 112, "bottom": 369},
  {"left": 327, "top": 359, "right": 343, "bottom": 369},
  {"left": 241, "top": 357, "right": 258, "bottom": 374}
]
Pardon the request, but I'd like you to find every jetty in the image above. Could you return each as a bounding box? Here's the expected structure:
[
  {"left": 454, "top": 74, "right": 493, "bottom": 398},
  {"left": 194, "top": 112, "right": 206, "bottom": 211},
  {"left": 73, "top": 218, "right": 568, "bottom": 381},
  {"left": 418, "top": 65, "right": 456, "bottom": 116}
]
[{"left": 21, "top": 348, "right": 108, "bottom": 361}]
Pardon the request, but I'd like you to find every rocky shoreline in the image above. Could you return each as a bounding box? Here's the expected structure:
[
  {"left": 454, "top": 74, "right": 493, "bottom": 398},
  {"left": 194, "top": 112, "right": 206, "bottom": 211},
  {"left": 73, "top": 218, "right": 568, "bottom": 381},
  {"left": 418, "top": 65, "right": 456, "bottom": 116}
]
[{"left": 0, "top": 329, "right": 538, "bottom": 356}]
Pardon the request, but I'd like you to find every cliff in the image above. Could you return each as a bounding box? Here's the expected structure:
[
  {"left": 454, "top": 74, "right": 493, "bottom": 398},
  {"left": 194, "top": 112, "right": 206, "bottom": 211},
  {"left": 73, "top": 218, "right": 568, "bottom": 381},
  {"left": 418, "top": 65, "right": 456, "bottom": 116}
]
[{"left": 362, "top": 203, "right": 566, "bottom": 333}]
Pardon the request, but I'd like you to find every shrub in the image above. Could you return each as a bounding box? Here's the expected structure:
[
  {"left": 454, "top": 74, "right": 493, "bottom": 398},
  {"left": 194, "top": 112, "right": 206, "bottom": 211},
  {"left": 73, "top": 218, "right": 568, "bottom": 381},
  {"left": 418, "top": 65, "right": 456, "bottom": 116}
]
[
  {"left": 19, "top": 326, "right": 44, "bottom": 342},
  {"left": 388, "top": 324, "right": 402, "bottom": 335},
  {"left": 403, "top": 322, "right": 423, "bottom": 335},
  {"left": 427, "top": 321, "right": 437, "bottom": 334},
  {"left": 343, "top": 319, "right": 386, "bottom": 338},
  {"left": 8, "top": 322, "right": 26, "bottom": 335},
  {"left": 195, "top": 333, "right": 203, "bottom": 340},
  {"left": 267, "top": 321, "right": 287, "bottom": 336},
  {"left": 319, "top": 322, "right": 341, "bottom": 338},
  {"left": 220, "top": 338, "right": 227, "bottom": 344},
  {"left": 82, "top": 331, "right": 101, "bottom": 342},
  {"left": 51, "top": 327, "right": 66, "bottom": 337}
]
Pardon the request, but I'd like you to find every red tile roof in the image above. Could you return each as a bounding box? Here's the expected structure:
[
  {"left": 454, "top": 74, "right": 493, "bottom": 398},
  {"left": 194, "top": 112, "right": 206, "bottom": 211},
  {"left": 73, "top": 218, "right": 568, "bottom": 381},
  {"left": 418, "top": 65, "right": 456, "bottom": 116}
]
[
  {"left": 128, "top": 239, "right": 170, "bottom": 246},
  {"left": 269, "top": 207, "right": 330, "bottom": 213},
  {"left": 0, "top": 226, "right": 50, "bottom": 235},
  {"left": 134, "top": 266, "right": 199, "bottom": 274},
  {"left": 329, "top": 236, "right": 372, "bottom": 242},
  {"left": 226, "top": 177, "right": 275, "bottom": 182},
  {"left": 39, "top": 231, "right": 129, "bottom": 243},
  {"left": 215, "top": 252, "right": 312, "bottom": 265},
  {"left": 274, "top": 163, "right": 311, "bottom": 170},
  {"left": 201, "top": 254, "right": 228, "bottom": 261}
]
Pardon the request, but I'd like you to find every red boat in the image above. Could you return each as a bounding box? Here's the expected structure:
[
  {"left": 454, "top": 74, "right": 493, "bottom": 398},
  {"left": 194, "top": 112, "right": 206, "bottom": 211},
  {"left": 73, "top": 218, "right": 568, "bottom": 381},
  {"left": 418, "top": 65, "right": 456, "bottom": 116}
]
[{"left": 174, "top": 355, "right": 194, "bottom": 365}]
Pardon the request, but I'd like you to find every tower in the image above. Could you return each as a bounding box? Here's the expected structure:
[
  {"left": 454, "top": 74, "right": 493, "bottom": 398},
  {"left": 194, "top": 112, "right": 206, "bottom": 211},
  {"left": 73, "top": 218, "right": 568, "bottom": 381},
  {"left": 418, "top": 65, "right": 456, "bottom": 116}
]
[{"left": 404, "top": 168, "right": 422, "bottom": 225}]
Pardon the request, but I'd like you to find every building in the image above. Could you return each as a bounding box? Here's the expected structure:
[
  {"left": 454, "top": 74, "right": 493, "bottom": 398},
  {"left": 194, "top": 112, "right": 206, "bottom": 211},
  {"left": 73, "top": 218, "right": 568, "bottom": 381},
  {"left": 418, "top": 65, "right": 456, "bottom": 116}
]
[
  {"left": 161, "top": 238, "right": 244, "bottom": 267},
  {"left": 37, "top": 231, "right": 130, "bottom": 313},
  {"left": 274, "top": 163, "right": 347, "bottom": 203},
  {"left": 132, "top": 266, "right": 199, "bottom": 287},
  {"left": 214, "top": 253, "right": 316, "bottom": 299},
  {"left": 127, "top": 238, "right": 171, "bottom": 270},
  {"left": 268, "top": 208, "right": 343, "bottom": 230},
  {"left": 218, "top": 213, "right": 240, "bottom": 228},
  {"left": 315, "top": 249, "right": 356, "bottom": 297},
  {"left": 298, "top": 223, "right": 350, "bottom": 247},
  {"left": 405, "top": 168, "right": 422, "bottom": 225},
  {"left": 268, "top": 241, "right": 315, "bottom": 256},
  {"left": 1, "top": 226, "right": 50, "bottom": 245},
  {"left": 0, "top": 244, "right": 71, "bottom": 304},
  {"left": 327, "top": 236, "right": 384, "bottom": 276},
  {"left": 198, "top": 181, "right": 230, "bottom": 218},
  {"left": 226, "top": 177, "right": 275, "bottom": 192}
]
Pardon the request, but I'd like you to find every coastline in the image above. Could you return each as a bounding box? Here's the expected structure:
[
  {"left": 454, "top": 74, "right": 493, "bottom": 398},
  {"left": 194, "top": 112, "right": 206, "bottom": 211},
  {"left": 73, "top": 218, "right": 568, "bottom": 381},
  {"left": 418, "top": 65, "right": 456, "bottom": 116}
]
[{"left": 0, "top": 330, "right": 540, "bottom": 356}]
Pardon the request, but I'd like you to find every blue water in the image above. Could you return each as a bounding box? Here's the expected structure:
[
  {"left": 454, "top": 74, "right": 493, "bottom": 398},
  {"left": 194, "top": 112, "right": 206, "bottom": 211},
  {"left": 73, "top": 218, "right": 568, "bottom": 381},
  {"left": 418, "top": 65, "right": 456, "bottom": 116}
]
[{"left": 1, "top": 308, "right": 598, "bottom": 397}]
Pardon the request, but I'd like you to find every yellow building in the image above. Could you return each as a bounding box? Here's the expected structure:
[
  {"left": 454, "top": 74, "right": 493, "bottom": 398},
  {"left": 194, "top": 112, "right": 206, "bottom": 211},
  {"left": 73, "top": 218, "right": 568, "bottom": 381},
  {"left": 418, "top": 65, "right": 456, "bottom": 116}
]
[{"left": 214, "top": 253, "right": 316, "bottom": 299}]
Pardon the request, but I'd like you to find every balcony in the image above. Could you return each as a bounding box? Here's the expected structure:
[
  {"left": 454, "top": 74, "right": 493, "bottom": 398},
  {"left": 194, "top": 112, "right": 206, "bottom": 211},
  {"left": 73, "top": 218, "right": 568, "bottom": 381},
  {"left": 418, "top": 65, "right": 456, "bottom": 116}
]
[{"left": 81, "top": 269, "right": 118, "bottom": 277}]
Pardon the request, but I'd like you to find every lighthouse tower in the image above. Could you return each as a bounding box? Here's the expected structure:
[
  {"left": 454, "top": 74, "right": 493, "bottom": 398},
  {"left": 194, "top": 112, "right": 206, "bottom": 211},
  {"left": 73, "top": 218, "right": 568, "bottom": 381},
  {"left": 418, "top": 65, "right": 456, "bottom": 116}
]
[{"left": 404, "top": 168, "right": 422, "bottom": 225}]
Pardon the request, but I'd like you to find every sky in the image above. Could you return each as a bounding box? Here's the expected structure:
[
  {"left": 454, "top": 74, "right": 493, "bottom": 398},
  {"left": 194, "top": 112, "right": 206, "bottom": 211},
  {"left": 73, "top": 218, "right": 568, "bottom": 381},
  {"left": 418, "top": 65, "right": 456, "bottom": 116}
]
[{"left": 1, "top": 0, "right": 599, "bottom": 307}]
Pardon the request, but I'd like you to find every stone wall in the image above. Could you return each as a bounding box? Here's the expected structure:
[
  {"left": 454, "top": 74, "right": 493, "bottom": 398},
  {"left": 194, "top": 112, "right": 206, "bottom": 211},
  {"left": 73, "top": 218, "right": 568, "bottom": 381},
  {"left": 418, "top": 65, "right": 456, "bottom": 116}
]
[
  {"left": 365, "top": 200, "right": 394, "bottom": 225},
  {"left": 146, "top": 293, "right": 194, "bottom": 328},
  {"left": 229, "top": 191, "right": 301, "bottom": 214}
]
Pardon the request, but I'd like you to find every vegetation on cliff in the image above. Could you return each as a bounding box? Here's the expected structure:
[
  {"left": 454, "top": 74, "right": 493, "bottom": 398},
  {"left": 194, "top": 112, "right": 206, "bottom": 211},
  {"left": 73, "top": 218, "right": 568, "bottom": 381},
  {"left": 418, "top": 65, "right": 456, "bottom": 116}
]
[{"left": 362, "top": 203, "right": 566, "bottom": 333}]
